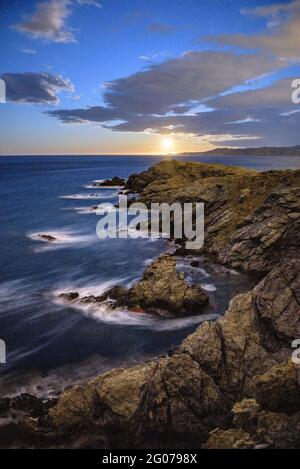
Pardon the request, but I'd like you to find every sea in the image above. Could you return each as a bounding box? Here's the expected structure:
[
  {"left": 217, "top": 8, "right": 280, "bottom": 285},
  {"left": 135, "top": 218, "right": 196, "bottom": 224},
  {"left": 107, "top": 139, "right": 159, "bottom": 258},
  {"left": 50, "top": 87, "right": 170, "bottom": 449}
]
[{"left": 0, "top": 154, "right": 299, "bottom": 397}]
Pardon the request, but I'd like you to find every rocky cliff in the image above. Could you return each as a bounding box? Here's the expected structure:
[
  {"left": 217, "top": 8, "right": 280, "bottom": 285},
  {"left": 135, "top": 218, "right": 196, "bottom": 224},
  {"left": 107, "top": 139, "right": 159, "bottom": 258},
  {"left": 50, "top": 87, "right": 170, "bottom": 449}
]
[{"left": 1, "top": 160, "right": 299, "bottom": 449}]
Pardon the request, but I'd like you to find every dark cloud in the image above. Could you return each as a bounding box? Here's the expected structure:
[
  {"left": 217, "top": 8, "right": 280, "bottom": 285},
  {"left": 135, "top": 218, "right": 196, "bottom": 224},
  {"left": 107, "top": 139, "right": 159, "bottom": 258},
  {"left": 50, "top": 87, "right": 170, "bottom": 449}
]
[
  {"left": 45, "top": 32, "right": 300, "bottom": 147},
  {"left": 2, "top": 73, "right": 74, "bottom": 104},
  {"left": 47, "top": 105, "right": 118, "bottom": 123},
  {"left": 104, "top": 51, "right": 282, "bottom": 115},
  {"left": 46, "top": 49, "right": 282, "bottom": 129}
]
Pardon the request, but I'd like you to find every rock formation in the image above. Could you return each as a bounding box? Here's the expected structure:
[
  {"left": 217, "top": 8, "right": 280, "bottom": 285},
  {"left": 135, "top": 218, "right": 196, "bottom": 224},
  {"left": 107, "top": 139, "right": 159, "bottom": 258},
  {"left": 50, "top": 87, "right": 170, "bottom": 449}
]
[
  {"left": 59, "top": 254, "right": 209, "bottom": 317},
  {"left": 1, "top": 160, "right": 299, "bottom": 449}
]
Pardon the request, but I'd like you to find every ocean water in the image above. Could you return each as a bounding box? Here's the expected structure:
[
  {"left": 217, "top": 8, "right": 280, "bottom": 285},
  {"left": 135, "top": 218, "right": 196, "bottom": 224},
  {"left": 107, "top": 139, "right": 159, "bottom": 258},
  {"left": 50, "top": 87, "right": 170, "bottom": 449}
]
[{"left": 0, "top": 154, "right": 299, "bottom": 396}]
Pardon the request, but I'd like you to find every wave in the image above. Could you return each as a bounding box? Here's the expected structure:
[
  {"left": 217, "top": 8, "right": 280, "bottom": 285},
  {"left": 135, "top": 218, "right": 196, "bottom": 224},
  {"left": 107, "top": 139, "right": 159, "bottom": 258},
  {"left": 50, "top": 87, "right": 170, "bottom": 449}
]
[
  {"left": 84, "top": 184, "right": 124, "bottom": 190},
  {"left": 201, "top": 283, "right": 217, "bottom": 292},
  {"left": 72, "top": 302, "right": 220, "bottom": 331},
  {"left": 0, "top": 278, "right": 34, "bottom": 316},
  {"left": 27, "top": 230, "right": 96, "bottom": 252},
  {"left": 71, "top": 203, "right": 120, "bottom": 215},
  {"left": 60, "top": 192, "right": 118, "bottom": 200},
  {"left": 52, "top": 278, "right": 219, "bottom": 330}
]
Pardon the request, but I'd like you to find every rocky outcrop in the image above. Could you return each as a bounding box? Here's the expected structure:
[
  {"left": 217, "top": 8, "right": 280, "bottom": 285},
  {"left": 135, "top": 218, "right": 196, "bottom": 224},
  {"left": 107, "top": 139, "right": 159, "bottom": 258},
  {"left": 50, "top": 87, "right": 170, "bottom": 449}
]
[
  {"left": 219, "top": 187, "right": 300, "bottom": 275},
  {"left": 94, "top": 177, "right": 125, "bottom": 187},
  {"left": 203, "top": 361, "right": 300, "bottom": 449},
  {"left": 59, "top": 254, "right": 209, "bottom": 317},
  {"left": 106, "top": 254, "right": 209, "bottom": 317},
  {"left": 3, "top": 258, "right": 298, "bottom": 448},
  {"left": 127, "top": 160, "right": 300, "bottom": 274},
  {"left": 2, "top": 161, "right": 300, "bottom": 449}
]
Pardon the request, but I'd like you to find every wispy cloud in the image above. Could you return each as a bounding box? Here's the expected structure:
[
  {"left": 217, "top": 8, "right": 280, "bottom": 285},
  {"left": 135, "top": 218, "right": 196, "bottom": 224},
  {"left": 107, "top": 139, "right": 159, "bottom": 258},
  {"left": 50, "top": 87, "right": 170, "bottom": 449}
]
[
  {"left": 21, "top": 48, "right": 37, "bottom": 54},
  {"left": 148, "top": 22, "right": 175, "bottom": 34},
  {"left": 12, "top": 0, "right": 101, "bottom": 43},
  {"left": 203, "top": 0, "right": 300, "bottom": 59}
]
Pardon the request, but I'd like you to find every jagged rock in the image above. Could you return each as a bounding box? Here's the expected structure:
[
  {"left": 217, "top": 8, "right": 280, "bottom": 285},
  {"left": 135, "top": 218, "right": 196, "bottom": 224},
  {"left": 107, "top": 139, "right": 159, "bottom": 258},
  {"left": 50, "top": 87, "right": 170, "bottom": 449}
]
[
  {"left": 38, "top": 234, "right": 56, "bottom": 242},
  {"left": 256, "top": 411, "right": 300, "bottom": 449},
  {"left": 58, "top": 256, "right": 208, "bottom": 317},
  {"left": 127, "top": 161, "right": 300, "bottom": 272},
  {"left": 219, "top": 187, "right": 300, "bottom": 274},
  {"left": 105, "top": 254, "right": 209, "bottom": 317},
  {"left": 255, "top": 361, "right": 300, "bottom": 413},
  {"left": 2, "top": 161, "right": 300, "bottom": 449},
  {"left": 203, "top": 428, "right": 255, "bottom": 449},
  {"left": 94, "top": 177, "right": 125, "bottom": 187},
  {"left": 3, "top": 256, "right": 300, "bottom": 448},
  {"left": 59, "top": 292, "right": 79, "bottom": 302},
  {"left": 232, "top": 399, "right": 260, "bottom": 433},
  {"left": 49, "top": 362, "right": 157, "bottom": 439}
]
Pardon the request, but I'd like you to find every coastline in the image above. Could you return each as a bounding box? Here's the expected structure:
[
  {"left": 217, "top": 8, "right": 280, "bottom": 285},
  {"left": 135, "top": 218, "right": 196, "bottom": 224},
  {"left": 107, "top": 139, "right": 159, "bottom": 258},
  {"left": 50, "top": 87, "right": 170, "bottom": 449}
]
[{"left": 0, "top": 159, "right": 299, "bottom": 449}]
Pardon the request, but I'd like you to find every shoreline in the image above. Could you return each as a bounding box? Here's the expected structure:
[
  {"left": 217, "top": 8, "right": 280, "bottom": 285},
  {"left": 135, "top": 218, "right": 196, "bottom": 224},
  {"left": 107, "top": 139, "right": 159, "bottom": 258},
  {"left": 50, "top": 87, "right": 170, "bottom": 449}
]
[{"left": 0, "top": 159, "right": 299, "bottom": 449}]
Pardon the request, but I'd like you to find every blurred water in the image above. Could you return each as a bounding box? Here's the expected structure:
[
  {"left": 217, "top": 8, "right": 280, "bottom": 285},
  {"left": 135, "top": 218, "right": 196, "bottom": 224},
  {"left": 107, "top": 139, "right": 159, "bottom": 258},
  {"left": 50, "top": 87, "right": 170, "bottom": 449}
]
[{"left": 0, "top": 154, "right": 298, "bottom": 395}]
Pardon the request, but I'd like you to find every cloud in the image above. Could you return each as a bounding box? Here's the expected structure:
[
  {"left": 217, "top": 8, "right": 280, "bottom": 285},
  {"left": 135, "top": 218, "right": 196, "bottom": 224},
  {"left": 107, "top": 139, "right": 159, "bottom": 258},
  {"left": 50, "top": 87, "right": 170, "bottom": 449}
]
[
  {"left": 13, "top": 0, "right": 101, "bottom": 43},
  {"left": 204, "top": 0, "right": 300, "bottom": 59},
  {"left": 148, "top": 22, "right": 175, "bottom": 34},
  {"left": 2, "top": 73, "right": 74, "bottom": 104},
  {"left": 104, "top": 51, "right": 282, "bottom": 115},
  {"left": 47, "top": 50, "right": 282, "bottom": 126},
  {"left": 21, "top": 49, "right": 37, "bottom": 54},
  {"left": 47, "top": 105, "right": 117, "bottom": 122},
  {"left": 44, "top": 26, "right": 300, "bottom": 148},
  {"left": 211, "top": 78, "right": 298, "bottom": 109}
]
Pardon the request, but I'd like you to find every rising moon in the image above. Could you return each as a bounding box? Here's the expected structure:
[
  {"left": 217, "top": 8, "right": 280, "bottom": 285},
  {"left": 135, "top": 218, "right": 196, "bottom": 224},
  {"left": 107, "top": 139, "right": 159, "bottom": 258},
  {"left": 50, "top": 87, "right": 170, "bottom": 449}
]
[{"left": 161, "top": 137, "right": 174, "bottom": 152}]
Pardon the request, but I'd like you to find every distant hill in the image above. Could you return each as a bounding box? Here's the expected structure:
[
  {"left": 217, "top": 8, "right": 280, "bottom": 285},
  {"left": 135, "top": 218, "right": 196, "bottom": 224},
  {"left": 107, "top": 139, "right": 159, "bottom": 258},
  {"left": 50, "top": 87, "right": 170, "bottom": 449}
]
[{"left": 180, "top": 146, "right": 300, "bottom": 157}]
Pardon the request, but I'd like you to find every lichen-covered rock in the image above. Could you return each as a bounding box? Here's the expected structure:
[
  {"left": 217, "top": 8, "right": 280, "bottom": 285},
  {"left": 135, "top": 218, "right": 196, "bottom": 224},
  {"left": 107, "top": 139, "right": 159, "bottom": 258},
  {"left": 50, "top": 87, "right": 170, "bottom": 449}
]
[
  {"left": 203, "top": 428, "right": 255, "bottom": 449},
  {"left": 232, "top": 399, "right": 260, "bottom": 433},
  {"left": 49, "top": 362, "right": 157, "bottom": 436},
  {"left": 255, "top": 361, "right": 300, "bottom": 413},
  {"left": 58, "top": 255, "right": 209, "bottom": 317},
  {"left": 132, "top": 354, "right": 228, "bottom": 448},
  {"left": 2, "top": 161, "right": 300, "bottom": 449},
  {"left": 106, "top": 254, "right": 209, "bottom": 317},
  {"left": 256, "top": 411, "right": 300, "bottom": 449},
  {"left": 128, "top": 161, "right": 300, "bottom": 269},
  {"left": 219, "top": 187, "right": 300, "bottom": 274}
]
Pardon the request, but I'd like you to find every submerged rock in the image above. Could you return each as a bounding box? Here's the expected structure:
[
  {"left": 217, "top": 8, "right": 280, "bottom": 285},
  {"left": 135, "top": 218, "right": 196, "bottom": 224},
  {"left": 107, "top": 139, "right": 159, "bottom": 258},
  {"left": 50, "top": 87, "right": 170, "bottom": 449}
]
[{"left": 37, "top": 234, "right": 56, "bottom": 242}]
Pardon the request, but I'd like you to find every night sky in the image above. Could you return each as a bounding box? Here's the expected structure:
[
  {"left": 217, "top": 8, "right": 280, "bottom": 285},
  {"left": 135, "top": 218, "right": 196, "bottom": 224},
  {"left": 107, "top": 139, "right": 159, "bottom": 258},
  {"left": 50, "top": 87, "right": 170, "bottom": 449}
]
[{"left": 0, "top": 0, "right": 300, "bottom": 155}]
